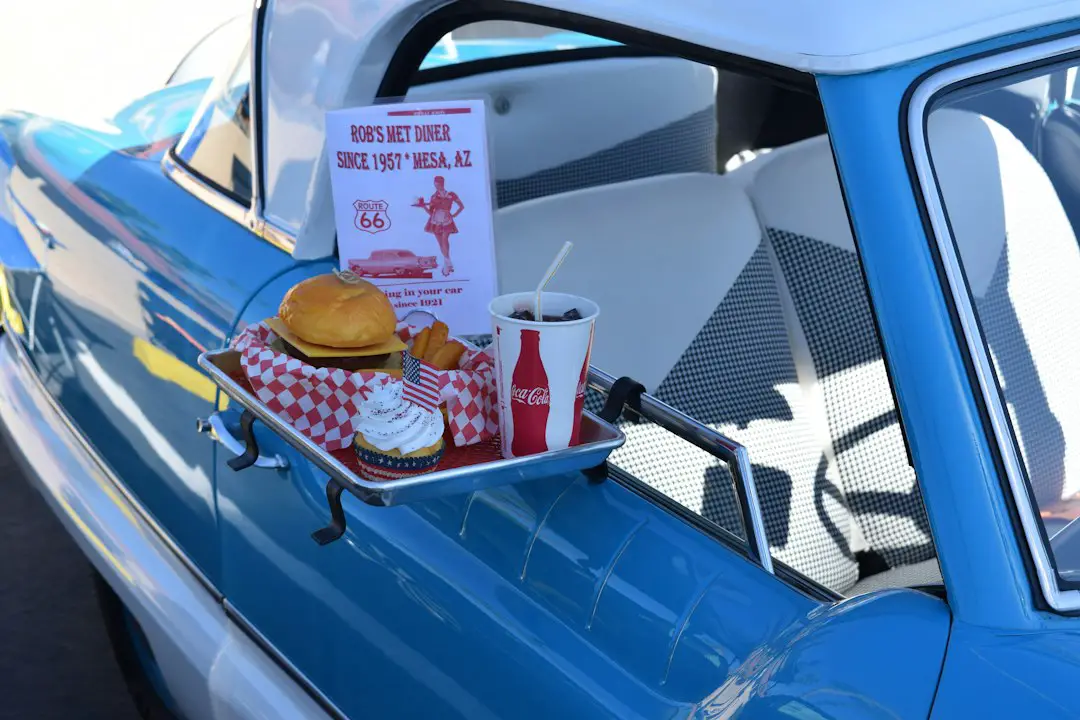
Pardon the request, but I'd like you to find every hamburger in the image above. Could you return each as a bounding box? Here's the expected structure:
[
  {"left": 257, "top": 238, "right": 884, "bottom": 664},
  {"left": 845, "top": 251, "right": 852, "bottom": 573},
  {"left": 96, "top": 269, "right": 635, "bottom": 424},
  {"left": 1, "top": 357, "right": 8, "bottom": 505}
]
[{"left": 273, "top": 272, "right": 405, "bottom": 372}]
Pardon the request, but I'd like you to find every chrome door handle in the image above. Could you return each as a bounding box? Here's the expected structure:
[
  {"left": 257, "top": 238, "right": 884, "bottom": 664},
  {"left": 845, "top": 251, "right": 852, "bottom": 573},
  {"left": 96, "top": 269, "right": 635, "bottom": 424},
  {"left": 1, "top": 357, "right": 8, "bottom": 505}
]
[{"left": 198, "top": 412, "right": 289, "bottom": 470}]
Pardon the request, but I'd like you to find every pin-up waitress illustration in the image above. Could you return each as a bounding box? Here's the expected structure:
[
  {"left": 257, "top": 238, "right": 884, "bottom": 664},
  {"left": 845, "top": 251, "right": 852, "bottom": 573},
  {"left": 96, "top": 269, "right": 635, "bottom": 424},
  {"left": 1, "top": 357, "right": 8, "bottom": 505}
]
[{"left": 416, "top": 175, "right": 464, "bottom": 276}]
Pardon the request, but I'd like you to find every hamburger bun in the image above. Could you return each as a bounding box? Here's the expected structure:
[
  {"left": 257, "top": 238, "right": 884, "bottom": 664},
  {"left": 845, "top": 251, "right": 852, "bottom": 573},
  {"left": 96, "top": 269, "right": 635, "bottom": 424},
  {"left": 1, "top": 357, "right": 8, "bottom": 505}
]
[{"left": 279, "top": 273, "right": 397, "bottom": 348}]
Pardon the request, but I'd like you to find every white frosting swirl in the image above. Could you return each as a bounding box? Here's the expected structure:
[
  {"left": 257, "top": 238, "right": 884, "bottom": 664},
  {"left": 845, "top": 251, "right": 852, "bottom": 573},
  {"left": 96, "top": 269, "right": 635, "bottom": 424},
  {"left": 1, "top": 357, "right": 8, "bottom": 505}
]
[{"left": 356, "top": 381, "right": 443, "bottom": 455}]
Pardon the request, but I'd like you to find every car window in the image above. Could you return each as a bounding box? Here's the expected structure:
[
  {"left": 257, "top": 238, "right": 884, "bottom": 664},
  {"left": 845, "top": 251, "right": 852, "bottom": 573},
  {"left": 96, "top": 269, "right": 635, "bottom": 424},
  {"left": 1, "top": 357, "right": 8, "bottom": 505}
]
[
  {"left": 928, "top": 63, "right": 1080, "bottom": 587},
  {"left": 419, "top": 21, "right": 620, "bottom": 71},
  {"left": 398, "top": 18, "right": 935, "bottom": 597},
  {"left": 174, "top": 41, "right": 253, "bottom": 204}
]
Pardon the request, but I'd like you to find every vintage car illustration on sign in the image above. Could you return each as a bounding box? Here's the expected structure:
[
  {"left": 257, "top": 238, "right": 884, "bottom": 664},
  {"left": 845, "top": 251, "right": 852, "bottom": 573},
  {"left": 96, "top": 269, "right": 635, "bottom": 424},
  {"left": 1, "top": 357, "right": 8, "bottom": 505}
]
[
  {"left": 348, "top": 248, "right": 438, "bottom": 278},
  {"left": 5, "top": 1, "right": 1080, "bottom": 719}
]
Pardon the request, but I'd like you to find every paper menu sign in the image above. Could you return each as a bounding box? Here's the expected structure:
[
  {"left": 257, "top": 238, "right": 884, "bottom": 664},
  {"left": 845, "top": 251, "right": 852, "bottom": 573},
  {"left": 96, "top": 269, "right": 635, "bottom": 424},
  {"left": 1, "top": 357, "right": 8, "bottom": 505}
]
[{"left": 326, "top": 99, "right": 497, "bottom": 336}]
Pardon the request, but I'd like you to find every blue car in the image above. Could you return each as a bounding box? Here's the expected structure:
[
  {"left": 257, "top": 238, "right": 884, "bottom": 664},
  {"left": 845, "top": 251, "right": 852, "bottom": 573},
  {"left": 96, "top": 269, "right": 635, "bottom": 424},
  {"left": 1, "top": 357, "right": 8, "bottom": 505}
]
[{"left": 4, "top": 1, "right": 1080, "bottom": 718}]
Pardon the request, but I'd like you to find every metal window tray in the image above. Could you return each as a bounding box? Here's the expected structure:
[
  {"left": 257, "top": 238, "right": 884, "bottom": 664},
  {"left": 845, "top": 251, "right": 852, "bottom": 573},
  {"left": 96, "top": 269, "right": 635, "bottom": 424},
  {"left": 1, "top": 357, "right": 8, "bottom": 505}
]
[{"left": 198, "top": 348, "right": 625, "bottom": 510}]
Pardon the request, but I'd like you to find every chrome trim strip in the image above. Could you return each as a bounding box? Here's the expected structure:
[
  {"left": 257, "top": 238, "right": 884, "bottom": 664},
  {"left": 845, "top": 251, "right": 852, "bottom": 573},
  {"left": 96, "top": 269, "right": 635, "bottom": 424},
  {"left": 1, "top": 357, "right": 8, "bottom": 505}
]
[
  {"left": 249, "top": 0, "right": 265, "bottom": 221},
  {"left": 224, "top": 600, "right": 348, "bottom": 720},
  {"left": 907, "top": 35, "right": 1080, "bottom": 612},
  {"left": 163, "top": 150, "right": 253, "bottom": 231},
  {"left": 588, "top": 368, "right": 774, "bottom": 574},
  {"left": 0, "top": 319, "right": 223, "bottom": 602},
  {"left": 162, "top": 150, "right": 295, "bottom": 254},
  {"left": 248, "top": 0, "right": 297, "bottom": 255}
]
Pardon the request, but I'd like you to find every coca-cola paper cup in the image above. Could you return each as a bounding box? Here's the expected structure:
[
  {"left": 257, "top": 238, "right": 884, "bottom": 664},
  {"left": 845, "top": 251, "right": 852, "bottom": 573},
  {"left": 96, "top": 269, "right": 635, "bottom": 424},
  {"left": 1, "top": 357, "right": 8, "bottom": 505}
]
[{"left": 489, "top": 292, "right": 599, "bottom": 459}]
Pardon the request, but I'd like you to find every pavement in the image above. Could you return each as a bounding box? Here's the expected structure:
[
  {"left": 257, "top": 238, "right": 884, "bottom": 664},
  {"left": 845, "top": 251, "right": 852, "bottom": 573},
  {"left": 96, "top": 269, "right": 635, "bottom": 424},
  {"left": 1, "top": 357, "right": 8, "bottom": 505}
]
[{"left": 0, "top": 437, "right": 139, "bottom": 720}]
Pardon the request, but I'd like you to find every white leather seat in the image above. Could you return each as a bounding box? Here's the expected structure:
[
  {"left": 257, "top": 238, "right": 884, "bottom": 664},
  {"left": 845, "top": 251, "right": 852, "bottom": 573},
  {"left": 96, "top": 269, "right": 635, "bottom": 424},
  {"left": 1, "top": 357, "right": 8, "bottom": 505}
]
[
  {"left": 930, "top": 109, "right": 1080, "bottom": 507},
  {"left": 407, "top": 57, "right": 718, "bottom": 206},
  {"left": 495, "top": 173, "right": 860, "bottom": 592}
]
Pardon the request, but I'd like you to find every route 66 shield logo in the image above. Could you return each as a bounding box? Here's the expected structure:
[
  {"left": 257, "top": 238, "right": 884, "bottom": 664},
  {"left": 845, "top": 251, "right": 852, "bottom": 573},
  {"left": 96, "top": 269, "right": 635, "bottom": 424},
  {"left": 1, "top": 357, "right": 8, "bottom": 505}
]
[{"left": 353, "top": 199, "right": 391, "bottom": 234}]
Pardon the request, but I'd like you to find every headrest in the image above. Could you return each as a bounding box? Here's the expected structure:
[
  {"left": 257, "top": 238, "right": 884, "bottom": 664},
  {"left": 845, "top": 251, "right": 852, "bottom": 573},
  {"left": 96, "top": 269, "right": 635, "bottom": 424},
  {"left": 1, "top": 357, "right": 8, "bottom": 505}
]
[
  {"left": 407, "top": 56, "right": 717, "bottom": 181},
  {"left": 747, "top": 135, "right": 854, "bottom": 252}
]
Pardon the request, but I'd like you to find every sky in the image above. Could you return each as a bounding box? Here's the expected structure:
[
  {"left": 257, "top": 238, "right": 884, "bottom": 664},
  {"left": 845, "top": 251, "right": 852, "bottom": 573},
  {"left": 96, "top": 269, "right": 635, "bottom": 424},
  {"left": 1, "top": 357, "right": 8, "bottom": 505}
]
[{"left": 0, "top": 0, "right": 250, "bottom": 121}]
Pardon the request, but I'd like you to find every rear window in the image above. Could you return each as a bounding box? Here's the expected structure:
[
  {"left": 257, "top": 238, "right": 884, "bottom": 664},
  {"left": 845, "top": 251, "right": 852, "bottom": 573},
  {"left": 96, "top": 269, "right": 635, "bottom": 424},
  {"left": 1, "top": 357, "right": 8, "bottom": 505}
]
[{"left": 420, "top": 21, "right": 619, "bottom": 70}]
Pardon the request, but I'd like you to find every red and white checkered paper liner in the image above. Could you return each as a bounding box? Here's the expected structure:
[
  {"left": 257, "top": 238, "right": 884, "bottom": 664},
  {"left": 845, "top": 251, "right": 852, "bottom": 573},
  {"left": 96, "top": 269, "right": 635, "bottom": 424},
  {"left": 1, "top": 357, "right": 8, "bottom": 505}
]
[{"left": 231, "top": 322, "right": 498, "bottom": 451}]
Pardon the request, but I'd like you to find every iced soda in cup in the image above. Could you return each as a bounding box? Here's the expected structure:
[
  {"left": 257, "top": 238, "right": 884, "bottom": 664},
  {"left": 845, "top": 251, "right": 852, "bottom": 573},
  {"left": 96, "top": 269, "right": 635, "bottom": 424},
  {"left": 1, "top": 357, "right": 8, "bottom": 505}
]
[{"left": 489, "top": 292, "right": 599, "bottom": 459}]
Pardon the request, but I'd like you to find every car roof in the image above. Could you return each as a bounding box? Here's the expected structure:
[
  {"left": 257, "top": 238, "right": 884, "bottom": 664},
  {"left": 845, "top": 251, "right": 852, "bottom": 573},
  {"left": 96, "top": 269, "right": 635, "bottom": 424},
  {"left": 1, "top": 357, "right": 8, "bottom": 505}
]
[
  {"left": 263, "top": 0, "right": 1080, "bottom": 259},
  {"left": 526, "top": 0, "right": 1080, "bottom": 73}
]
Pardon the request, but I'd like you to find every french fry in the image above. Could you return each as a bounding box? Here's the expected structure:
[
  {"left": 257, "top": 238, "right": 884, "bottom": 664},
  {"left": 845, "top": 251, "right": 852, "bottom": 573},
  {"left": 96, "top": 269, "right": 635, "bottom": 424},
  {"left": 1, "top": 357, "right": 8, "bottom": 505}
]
[
  {"left": 431, "top": 341, "right": 466, "bottom": 370},
  {"left": 412, "top": 327, "right": 431, "bottom": 359},
  {"left": 423, "top": 321, "right": 449, "bottom": 362}
]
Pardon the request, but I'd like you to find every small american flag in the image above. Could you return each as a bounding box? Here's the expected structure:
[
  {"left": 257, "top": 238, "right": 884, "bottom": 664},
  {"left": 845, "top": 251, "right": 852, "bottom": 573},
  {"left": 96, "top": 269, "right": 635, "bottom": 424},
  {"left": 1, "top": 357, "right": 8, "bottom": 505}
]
[{"left": 403, "top": 353, "right": 440, "bottom": 411}]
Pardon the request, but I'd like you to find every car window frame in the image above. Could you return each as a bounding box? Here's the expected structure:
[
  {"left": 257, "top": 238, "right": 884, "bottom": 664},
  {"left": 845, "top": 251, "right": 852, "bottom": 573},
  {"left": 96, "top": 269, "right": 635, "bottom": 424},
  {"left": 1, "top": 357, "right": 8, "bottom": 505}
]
[
  {"left": 162, "top": 2, "right": 294, "bottom": 254},
  {"left": 173, "top": 40, "right": 254, "bottom": 205},
  {"left": 906, "top": 32, "right": 1080, "bottom": 613}
]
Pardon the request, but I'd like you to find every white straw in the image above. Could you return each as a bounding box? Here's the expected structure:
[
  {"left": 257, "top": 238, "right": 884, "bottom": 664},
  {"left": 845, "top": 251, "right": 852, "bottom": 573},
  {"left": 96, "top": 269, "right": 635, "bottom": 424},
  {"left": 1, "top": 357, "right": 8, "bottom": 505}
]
[{"left": 535, "top": 241, "right": 573, "bottom": 319}]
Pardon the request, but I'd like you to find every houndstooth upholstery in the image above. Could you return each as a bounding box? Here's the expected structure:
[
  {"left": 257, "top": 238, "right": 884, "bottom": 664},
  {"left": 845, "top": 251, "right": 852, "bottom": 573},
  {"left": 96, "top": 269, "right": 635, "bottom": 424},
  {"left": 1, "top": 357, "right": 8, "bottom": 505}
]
[
  {"left": 618, "top": 245, "right": 859, "bottom": 590},
  {"left": 495, "top": 109, "right": 716, "bottom": 207},
  {"left": 930, "top": 109, "right": 1080, "bottom": 506},
  {"left": 745, "top": 136, "right": 935, "bottom": 573},
  {"left": 767, "top": 228, "right": 934, "bottom": 568}
]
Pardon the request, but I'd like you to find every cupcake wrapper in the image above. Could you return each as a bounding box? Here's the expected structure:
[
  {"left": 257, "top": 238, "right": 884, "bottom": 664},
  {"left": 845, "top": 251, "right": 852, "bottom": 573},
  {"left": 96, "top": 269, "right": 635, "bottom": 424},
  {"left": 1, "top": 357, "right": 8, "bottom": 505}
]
[{"left": 355, "top": 443, "right": 444, "bottom": 482}]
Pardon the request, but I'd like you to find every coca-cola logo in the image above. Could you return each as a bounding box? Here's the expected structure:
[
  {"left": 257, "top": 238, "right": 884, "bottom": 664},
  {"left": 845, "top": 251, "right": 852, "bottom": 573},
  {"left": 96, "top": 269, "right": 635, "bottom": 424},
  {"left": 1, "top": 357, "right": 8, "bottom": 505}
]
[
  {"left": 511, "top": 385, "right": 550, "bottom": 406},
  {"left": 576, "top": 379, "right": 587, "bottom": 398}
]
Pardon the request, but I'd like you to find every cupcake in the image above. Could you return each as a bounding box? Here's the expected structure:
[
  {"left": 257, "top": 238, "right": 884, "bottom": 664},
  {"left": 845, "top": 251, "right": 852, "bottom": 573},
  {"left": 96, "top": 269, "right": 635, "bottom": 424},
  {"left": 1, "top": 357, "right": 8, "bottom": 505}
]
[{"left": 354, "top": 381, "right": 445, "bottom": 481}]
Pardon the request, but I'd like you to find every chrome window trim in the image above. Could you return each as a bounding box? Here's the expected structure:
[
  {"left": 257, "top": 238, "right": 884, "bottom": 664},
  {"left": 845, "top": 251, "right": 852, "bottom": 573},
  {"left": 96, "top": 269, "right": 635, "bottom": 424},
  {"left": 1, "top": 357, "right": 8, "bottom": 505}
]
[
  {"left": 163, "top": 149, "right": 253, "bottom": 230},
  {"left": 248, "top": 0, "right": 266, "bottom": 224},
  {"left": 162, "top": 0, "right": 297, "bottom": 256},
  {"left": 907, "top": 34, "right": 1080, "bottom": 613}
]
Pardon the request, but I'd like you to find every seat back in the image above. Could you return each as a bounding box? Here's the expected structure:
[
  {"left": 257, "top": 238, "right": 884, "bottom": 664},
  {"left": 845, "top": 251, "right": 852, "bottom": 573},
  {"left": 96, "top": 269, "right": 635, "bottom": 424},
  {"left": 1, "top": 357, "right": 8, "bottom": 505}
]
[
  {"left": 1038, "top": 103, "right": 1080, "bottom": 230},
  {"left": 495, "top": 173, "right": 860, "bottom": 591},
  {"left": 746, "top": 137, "right": 934, "bottom": 571},
  {"left": 930, "top": 109, "right": 1080, "bottom": 506},
  {"left": 407, "top": 57, "right": 718, "bottom": 207}
]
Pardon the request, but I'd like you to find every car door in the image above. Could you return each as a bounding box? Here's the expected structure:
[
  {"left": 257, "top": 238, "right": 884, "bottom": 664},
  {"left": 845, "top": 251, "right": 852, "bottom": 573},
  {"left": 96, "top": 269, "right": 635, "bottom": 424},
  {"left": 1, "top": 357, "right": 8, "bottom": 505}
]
[{"left": 208, "top": 7, "right": 952, "bottom": 719}]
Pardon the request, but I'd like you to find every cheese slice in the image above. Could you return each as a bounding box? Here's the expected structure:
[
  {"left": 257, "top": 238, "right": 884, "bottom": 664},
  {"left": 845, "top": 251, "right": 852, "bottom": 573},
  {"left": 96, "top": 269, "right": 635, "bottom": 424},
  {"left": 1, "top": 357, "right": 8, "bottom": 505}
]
[{"left": 265, "top": 317, "right": 406, "bottom": 358}]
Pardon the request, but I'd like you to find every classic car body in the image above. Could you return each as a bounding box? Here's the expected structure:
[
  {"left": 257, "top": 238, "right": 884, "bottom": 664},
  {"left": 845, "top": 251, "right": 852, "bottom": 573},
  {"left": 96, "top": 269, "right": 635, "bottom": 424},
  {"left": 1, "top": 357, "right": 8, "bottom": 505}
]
[
  {"left": 350, "top": 249, "right": 438, "bottom": 277},
  {"left": 5, "top": 1, "right": 1080, "bottom": 718}
]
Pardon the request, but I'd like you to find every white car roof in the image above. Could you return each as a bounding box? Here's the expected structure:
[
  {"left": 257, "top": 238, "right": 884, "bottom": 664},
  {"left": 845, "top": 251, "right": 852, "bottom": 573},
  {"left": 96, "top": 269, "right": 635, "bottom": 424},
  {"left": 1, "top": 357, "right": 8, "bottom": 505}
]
[
  {"left": 525, "top": 0, "right": 1080, "bottom": 73},
  {"left": 262, "top": 0, "right": 1080, "bottom": 257}
]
